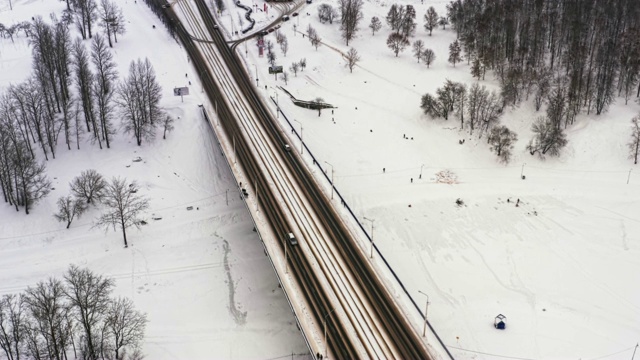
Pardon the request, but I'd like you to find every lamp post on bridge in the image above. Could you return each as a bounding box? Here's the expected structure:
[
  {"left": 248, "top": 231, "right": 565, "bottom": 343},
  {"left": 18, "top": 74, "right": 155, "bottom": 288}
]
[
  {"left": 293, "top": 119, "right": 303, "bottom": 154},
  {"left": 269, "top": 86, "right": 279, "bottom": 118},
  {"left": 363, "top": 216, "right": 375, "bottom": 258},
  {"left": 253, "top": 63, "right": 259, "bottom": 87},
  {"left": 324, "top": 161, "right": 334, "bottom": 200},
  {"left": 418, "top": 290, "right": 430, "bottom": 337},
  {"left": 324, "top": 307, "right": 337, "bottom": 358}
]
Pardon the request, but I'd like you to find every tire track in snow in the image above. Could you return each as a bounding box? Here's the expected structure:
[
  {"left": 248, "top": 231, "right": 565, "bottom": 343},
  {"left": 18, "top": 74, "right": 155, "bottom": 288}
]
[{"left": 221, "top": 238, "right": 247, "bottom": 325}]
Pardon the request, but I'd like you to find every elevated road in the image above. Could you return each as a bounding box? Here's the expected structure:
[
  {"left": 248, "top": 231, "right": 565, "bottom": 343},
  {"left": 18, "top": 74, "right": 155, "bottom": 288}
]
[{"left": 162, "top": 0, "right": 440, "bottom": 358}]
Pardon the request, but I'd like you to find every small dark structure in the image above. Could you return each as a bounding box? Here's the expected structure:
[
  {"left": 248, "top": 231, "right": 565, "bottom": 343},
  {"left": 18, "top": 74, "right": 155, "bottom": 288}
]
[{"left": 494, "top": 314, "right": 506, "bottom": 330}]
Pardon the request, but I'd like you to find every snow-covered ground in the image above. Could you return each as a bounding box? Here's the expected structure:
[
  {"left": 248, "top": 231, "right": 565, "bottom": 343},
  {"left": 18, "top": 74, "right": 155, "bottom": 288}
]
[{"left": 2, "top": 0, "right": 640, "bottom": 359}]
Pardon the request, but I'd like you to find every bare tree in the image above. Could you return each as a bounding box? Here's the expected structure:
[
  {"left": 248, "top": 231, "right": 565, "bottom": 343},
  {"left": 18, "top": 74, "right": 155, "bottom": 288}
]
[
  {"left": 162, "top": 114, "right": 175, "bottom": 140},
  {"left": 14, "top": 151, "right": 52, "bottom": 215},
  {"left": 424, "top": 6, "right": 438, "bottom": 36},
  {"left": 30, "top": 17, "right": 63, "bottom": 117},
  {"left": 628, "top": 114, "right": 640, "bottom": 164},
  {"left": 93, "top": 177, "right": 149, "bottom": 247},
  {"left": 289, "top": 62, "right": 300, "bottom": 77},
  {"left": 265, "top": 40, "right": 274, "bottom": 54},
  {"left": 70, "top": 169, "right": 107, "bottom": 205},
  {"left": 73, "top": 100, "right": 85, "bottom": 150},
  {"left": 267, "top": 51, "right": 277, "bottom": 66},
  {"left": 385, "top": 4, "right": 404, "bottom": 33},
  {"left": 422, "top": 48, "right": 435, "bottom": 68},
  {"left": 105, "top": 297, "right": 147, "bottom": 360},
  {"left": 412, "top": 40, "right": 424, "bottom": 63},
  {"left": 91, "top": 34, "right": 118, "bottom": 149},
  {"left": 23, "top": 278, "right": 72, "bottom": 360},
  {"left": 438, "top": 16, "right": 449, "bottom": 30},
  {"left": 386, "top": 33, "right": 409, "bottom": 57},
  {"left": 470, "top": 57, "right": 486, "bottom": 81},
  {"left": 279, "top": 36, "right": 289, "bottom": 56},
  {"left": 308, "top": 27, "right": 322, "bottom": 50},
  {"left": 74, "top": 0, "right": 98, "bottom": 39},
  {"left": 488, "top": 125, "right": 518, "bottom": 163},
  {"left": 400, "top": 5, "right": 416, "bottom": 38},
  {"left": 117, "top": 58, "right": 163, "bottom": 146},
  {"left": 0, "top": 294, "right": 26, "bottom": 360},
  {"left": 533, "top": 72, "right": 550, "bottom": 111},
  {"left": 19, "top": 78, "right": 53, "bottom": 160},
  {"left": 435, "top": 79, "right": 460, "bottom": 121},
  {"left": 318, "top": 4, "right": 336, "bottom": 24},
  {"left": 369, "top": 16, "right": 382, "bottom": 35},
  {"left": 454, "top": 83, "right": 467, "bottom": 128},
  {"left": 64, "top": 265, "right": 114, "bottom": 360},
  {"left": 420, "top": 93, "right": 441, "bottom": 118},
  {"left": 281, "top": 71, "right": 289, "bottom": 85},
  {"left": 72, "top": 37, "right": 98, "bottom": 146},
  {"left": 98, "top": 0, "right": 125, "bottom": 47},
  {"left": 448, "top": 39, "right": 462, "bottom": 67},
  {"left": 344, "top": 47, "right": 360, "bottom": 73},
  {"left": 339, "top": 0, "right": 363, "bottom": 46},
  {"left": 54, "top": 196, "right": 87, "bottom": 229},
  {"left": 299, "top": 58, "right": 307, "bottom": 71},
  {"left": 305, "top": 25, "right": 316, "bottom": 41},
  {"left": 526, "top": 116, "right": 568, "bottom": 158}
]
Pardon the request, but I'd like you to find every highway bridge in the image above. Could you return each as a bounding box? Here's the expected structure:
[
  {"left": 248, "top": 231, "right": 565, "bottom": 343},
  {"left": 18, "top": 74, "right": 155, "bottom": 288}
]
[{"left": 159, "top": 0, "right": 451, "bottom": 358}]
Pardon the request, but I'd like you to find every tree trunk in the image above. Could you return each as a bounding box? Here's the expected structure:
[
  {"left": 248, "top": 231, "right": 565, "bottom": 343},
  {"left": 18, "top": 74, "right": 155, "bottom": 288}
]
[{"left": 121, "top": 219, "right": 128, "bottom": 247}]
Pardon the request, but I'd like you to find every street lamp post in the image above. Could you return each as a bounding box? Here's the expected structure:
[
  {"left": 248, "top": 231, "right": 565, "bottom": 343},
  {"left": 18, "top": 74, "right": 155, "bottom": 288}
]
[
  {"left": 254, "top": 64, "right": 259, "bottom": 87},
  {"left": 269, "top": 86, "right": 279, "bottom": 118},
  {"left": 324, "top": 307, "right": 337, "bottom": 358},
  {"left": 420, "top": 164, "right": 425, "bottom": 179},
  {"left": 293, "top": 119, "right": 303, "bottom": 154},
  {"left": 283, "top": 235, "right": 288, "bottom": 274},
  {"left": 418, "top": 290, "right": 430, "bottom": 337},
  {"left": 363, "top": 217, "right": 375, "bottom": 258},
  {"left": 324, "top": 161, "right": 334, "bottom": 200}
]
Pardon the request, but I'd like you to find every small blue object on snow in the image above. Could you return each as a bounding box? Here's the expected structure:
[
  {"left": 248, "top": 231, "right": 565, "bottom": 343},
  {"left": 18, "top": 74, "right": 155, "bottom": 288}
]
[{"left": 494, "top": 314, "right": 506, "bottom": 330}]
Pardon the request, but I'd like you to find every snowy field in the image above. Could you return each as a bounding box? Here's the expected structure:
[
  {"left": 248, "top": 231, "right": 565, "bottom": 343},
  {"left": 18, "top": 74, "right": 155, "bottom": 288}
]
[{"left": 2, "top": 0, "right": 640, "bottom": 359}]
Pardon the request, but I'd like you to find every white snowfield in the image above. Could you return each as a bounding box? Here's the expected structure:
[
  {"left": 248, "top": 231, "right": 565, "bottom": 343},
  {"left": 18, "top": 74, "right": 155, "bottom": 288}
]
[{"left": 1, "top": 0, "right": 639, "bottom": 360}]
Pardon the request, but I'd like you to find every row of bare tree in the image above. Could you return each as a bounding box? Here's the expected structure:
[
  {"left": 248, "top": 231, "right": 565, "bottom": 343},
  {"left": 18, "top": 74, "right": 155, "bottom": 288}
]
[
  {"left": 0, "top": 12, "right": 170, "bottom": 215},
  {"left": 448, "top": 0, "right": 640, "bottom": 117},
  {"left": 0, "top": 266, "right": 147, "bottom": 360},
  {"left": 53, "top": 170, "right": 150, "bottom": 247},
  {"left": 420, "top": 80, "right": 520, "bottom": 163}
]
